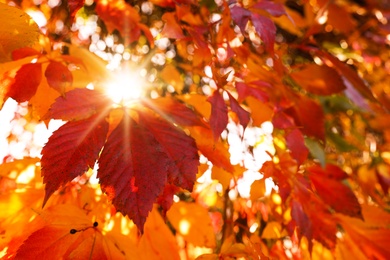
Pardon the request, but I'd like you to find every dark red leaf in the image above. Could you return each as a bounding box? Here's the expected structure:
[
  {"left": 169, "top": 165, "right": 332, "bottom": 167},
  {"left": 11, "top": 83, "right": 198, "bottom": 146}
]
[
  {"left": 157, "top": 184, "right": 180, "bottom": 217},
  {"left": 291, "top": 200, "right": 312, "bottom": 242},
  {"left": 227, "top": 92, "right": 250, "bottom": 129},
  {"left": 285, "top": 128, "right": 309, "bottom": 165},
  {"left": 207, "top": 90, "right": 228, "bottom": 140},
  {"left": 41, "top": 115, "right": 108, "bottom": 206},
  {"left": 44, "top": 88, "right": 112, "bottom": 121},
  {"left": 97, "top": 115, "right": 170, "bottom": 232},
  {"left": 6, "top": 63, "right": 42, "bottom": 103},
  {"left": 45, "top": 61, "right": 73, "bottom": 94},
  {"left": 230, "top": 6, "right": 251, "bottom": 34},
  {"left": 251, "top": 14, "right": 276, "bottom": 54},
  {"left": 137, "top": 108, "right": 199, "bottom": 190},
  {"left": 12, "top": 47, "right": 40, "bottom": 60},
  {"left": 309, "top": 173, "right": 363, "bottom": 219},
  {"left": 141, "top": 98, "right": 203, "bottom": 126}
]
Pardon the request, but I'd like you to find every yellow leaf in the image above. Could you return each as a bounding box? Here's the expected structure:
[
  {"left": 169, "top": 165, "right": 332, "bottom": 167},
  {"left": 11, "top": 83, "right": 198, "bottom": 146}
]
[
  {"left": 167, "top": 201, "right": 216, "bottom": 248},
  {"left": 0, "top": 3, "right": 39, "bottom": 62},
  {"left": 211, "top": 166, "right": 232, "bottom": 191}
]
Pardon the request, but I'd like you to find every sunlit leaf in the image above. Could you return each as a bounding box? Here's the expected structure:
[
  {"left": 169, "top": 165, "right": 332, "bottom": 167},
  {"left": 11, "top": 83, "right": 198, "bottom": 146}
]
[
  {"left": 167, "top": 201, "right": 216, "bottom": 248},
  {"left": 44, "top": 88, "right": 112, "bottom": 121},
  {"left": 0, "top": 3, "right": 39, "bottom": 62},
  {"left": 207, "top": 90, "right": 228, "bottom": 140},
  {"left": 45, "top": 61, "right": 73, "bottom": 95},
  {"left": 41, "top": 115, "right": 109, "bottom": 205}
]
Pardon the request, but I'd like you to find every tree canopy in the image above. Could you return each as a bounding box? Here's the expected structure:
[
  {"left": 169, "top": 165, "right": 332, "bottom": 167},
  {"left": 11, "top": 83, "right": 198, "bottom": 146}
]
[{"left": 1, "top": 0, "right": 390, "bottom": 259}]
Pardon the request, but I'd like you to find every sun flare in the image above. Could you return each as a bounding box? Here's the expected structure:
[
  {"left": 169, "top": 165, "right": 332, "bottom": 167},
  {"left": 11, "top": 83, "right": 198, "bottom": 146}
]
[{"left": 105, "top": 70, "right": 146, "bottom": 105}]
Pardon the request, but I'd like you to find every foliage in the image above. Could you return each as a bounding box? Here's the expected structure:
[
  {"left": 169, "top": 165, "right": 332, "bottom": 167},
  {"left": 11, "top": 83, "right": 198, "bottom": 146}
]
[{"left": 1, "top": 0, "right": 390, "bottom": 259}]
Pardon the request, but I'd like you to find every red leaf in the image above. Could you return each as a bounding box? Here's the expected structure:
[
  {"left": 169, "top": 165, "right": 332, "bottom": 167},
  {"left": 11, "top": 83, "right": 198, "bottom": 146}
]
[
  {"left": 97, "top": 115, "right": 170, "bottom": 232},
  {"left": 6, "top": 63, "right": 42, "bottom": 103},
  {"left": 227, "top": 92, "right": 250, "bottom": 129},
  {"left": 45, "top": 61, "right": 73, "bottom": 94},
  {"left": 207, "top": 90, "right": 228, "bottom": 140},
  {"left": 68, "top": 0, "right": 85, "bottom": 19},
  {"left": 235, "top": 82, "right": 269, "bottom": 102},
  {"left": 41, "top": 115, "right": 108, "bottom": 206},
  {"left": 308, "top": 164, "right": 348, "bottom": 180},
  {"left": 137, "top": 108, "right": 199, "bottom": 190},
  {"left": 291, "top": 64, "right": 346, "bottom": 95},
  {"left": 161, "top": 12, "right": 185, "bottom": 39},
  {"left": 156, "top": 184, "right": 180, "bottom": 217},
  {"left": 12, "top": 47, "right": 40, "bottom": 60},
  {"left": 230, "top": 6, "right": 251, "bottom": 35},
  {"left": 309, "top": 172, "right": 363, "bottom": 219},
  {"left": 141, "top": 98, "right": 203, "bottom": 126},
  {"left": 291, "top": 200, "right": 312, "bottom": 242},
  {"left": 288, "top": 96, "right": 325, "bottom": 140},
  {"left": 250, "top": 14, "right": 276, "bottom": 54},
  {"left": 44, "top": 88, "right": 112, "bottom": 121},
  {"left": 285, "top": 129, "right": 309, "bottom": 165}
]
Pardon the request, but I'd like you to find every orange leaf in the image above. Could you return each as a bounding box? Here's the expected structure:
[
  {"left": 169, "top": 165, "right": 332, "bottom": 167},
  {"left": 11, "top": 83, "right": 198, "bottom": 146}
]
[
  {"left": 291, "top": 64, "right": 346, "bottom": 95},
  {"left": 167, "top": 201, "right": 216, "bottom": 248},
  {"left": 161, "top": 12, "right": 185, "bottom": 39}
]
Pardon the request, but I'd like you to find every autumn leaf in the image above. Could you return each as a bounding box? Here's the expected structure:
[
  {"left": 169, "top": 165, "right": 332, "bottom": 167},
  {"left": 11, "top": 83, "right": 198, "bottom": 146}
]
[
  {"left": 141, "top": 97, "right": 204, "bottom": 126},
  {"left": 290, "top": 64, "right": 346, "bottom": 95},
  {"left": 250, "top": 14, "right": 276, "bottom": 54},
  {"left": 44, "top": 88, "right": 112, "bottom": 121},
  {"left": 207, "top": 90, "right": 228, "bottom": 140},
  {"left": 285, "top": 128, "right": 308, "bottom": 165},
  {"left": 0, "top": 3, "right": 39, "bottom": 62},
  {"left": 45, "top": 60, "right": 73, "bottom": 95},
  {"left": 6, "top": 63, "right": 42, "bottom": 103},
  {"left": 161, "top": 12, "right": 185, "bottom": 39},
  {"left": 227, "top": 92, "right": 250, "bottom": 129},
  {"left": 308, "top": 168, "right": 362, "bottom": 219},
  {"left": 97, "top": 115, "right": 170, "bottom": 232},
  {"left": 41, "top": 115, "right": 109, "bottom": 205},
  {"left": 167, "top": 201, "right": 216, "bottom": 248}
]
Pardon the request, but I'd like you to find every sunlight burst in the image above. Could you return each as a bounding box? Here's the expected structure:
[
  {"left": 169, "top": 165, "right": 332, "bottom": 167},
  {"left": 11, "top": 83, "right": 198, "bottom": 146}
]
[{"left": 105, "top": 70, "right": 146, "bottom": 106}]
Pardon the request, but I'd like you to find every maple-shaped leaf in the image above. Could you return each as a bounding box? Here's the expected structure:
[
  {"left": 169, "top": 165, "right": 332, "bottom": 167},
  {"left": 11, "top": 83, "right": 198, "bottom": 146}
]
[
  {"left": 45, "top": 61, "right": 73, "bottom": 95},
  {"left": 141, "top": 97, "right": 203, "bottom": 126},
  {"left": 227, "top": 92, "right": 250, "bottom": 129},
  {"left": 6, "top": 63, "right": 42, "bottom": 103},
  {"left": 12, "top": 47, "right": 40, "bottom": 60},
  {"left": 97, "top": 115, "right": 170, "bottom": 232},
  {"left": 44, "top": 88, "right": 112, "bottom": 121},
  {"left": 137, "top": 108, "right": 199, "bottom": 190},
  {"left": 309, "top": 169, "right": 362, "bottom": 219},
  {"left": 41, "top": 115, "right": 108, "bottom": 205},
  {"left": 207, "top": 90, "right": 228, "bottom": 140},
  {"left": 251, "top": 13, "right": 276, "bottom": 54},
  {"left": 285, "top": 128, "right": 309, "bottom": 165},
  {"left": 290, "top": 64, "right": 346, "bottom": 95}
]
